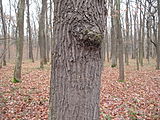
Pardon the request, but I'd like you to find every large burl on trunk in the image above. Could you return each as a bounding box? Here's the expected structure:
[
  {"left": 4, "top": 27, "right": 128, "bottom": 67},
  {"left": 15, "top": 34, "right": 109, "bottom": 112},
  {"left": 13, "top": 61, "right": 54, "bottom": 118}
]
[{"left": 49, "top": 0, "right": 106, "bottom": 120}]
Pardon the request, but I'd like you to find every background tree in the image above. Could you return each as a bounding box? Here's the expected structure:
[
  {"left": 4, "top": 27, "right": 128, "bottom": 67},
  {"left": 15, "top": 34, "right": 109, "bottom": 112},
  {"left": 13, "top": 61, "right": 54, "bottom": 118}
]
[
  {"left": 27, "top": 0, "right": 34, "bottom": 62},
  {"left": 38, "top": 0, "right": 47, "bottom": 68},
  {"left": 0, "top": 0, "right": 7, "bottom": 66},
  {"left": 125, "top": 0, "right": 129, "bottom": 65},
  {"left": 116, "top": 0, "right": 124, "bottom": 80},
  {"left": 13, "top": 0, "right": 25, "bottom": 82},
  {"left": 110, "top": 0, "right": 117, "bottom": 67},
  {"left": 157, "top": 0, "right": 160, "bottom": 69}
]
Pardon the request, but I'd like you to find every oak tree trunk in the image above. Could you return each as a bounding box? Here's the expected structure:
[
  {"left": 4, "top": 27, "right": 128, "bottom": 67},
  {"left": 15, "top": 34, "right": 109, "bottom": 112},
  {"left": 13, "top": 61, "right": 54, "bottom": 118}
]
[{"left": 49, "top": 0, "right": 106, "bottom": 120}]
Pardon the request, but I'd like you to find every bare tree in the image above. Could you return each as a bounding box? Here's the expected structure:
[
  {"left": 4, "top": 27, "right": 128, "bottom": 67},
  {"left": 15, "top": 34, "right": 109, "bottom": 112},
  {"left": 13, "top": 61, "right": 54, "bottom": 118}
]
[
  {"left": 111, "top": 0, "right": 117, "bottom": 67},
  {"left": 27, "top": 0, "right": 34, "bottom": 62},
  {"left": 38, "top": 0, "right": 47, "bottom": 68},
  {"left": 13, "top": 0, "right": 25, "bottom": 82},
  {"left": 0, "top": 0, "right": 7, "bottom": 66},
  {"left": 157, "top": 0, "right": 160, "bottom": 69},
  {"left": 125, "top": 0, "right": 129, "bottom": 65},
  {"left": 116, "top": 0, "right": 125, "bottom": 80}
]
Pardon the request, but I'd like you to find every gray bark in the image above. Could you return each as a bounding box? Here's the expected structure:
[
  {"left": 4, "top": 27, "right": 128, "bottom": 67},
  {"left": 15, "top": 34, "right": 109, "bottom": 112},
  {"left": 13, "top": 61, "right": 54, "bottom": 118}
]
[
  {"left": 0, "top": 0, "right": 7, "bottom": 66},
  {"left": 49, "top": 0, "right": 106, "bottom": 120},
  {"left": 27, "top": 0, "right": 34, "bottom": 62},
  {"left": 138, "top": 2, "right": 143, "bottom": 66},
  {"left": 111, "top": 0, "right": 117, "bottom": 67},
  {"left": 156, "top": 0, "right": 160, "bottom": 69},
  {"left": 125, "top": 0, "right": 129, "bottom": 65},
  {"left": 38, "top": 0, "right": 47, "bottom": 68},
  {"left": 14, "top": 0, "right": 25, "bottom": 81},
  {"left": 116, "top": 0, "right": 124, "bottom": 80}
]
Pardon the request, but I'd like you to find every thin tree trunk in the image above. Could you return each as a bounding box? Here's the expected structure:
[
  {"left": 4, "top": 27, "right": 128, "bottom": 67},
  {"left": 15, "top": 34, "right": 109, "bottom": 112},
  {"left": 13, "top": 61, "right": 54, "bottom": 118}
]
[
  {"left": 27, "top": 0, "right": 34, "bottom": 62},
  {"left": 8, "top": 0, "right": 12, "bottom": 60},
  {"left": 0, "top": 0, "right": 7, "bottom": 66},
  {"left": 116, "top": 0, "right": 124, "bottom": 80},
  {"left": 125, "top": 0, "right": 129, "bottom": 65},
  {"left": 139, "top": 2, "right": 143, "bottom": 66},
  {"left": 156, "top": 0, "right": 160, "bottom": 69},
  {"left": 146, "top": 19, "right": 150, "bottom": 62},
  {"left": 13, "top": 0, "right": 25, "bottom": 81},
  {"left": 111, "top": 0, "right": 117, "bottom": 67},
  {"left": 50, "top": 0, "right": 53, "bottom": 52},
  {"left": 49, "top": 0, "right": 106, "bottom": 119},
  {"left": 141, "top": 1, "right": 147, "bottom": 59},
  {"left": 38, "top": 0, "right": 47, "bottom": 68},
  {"left": 130, "top": 11, "right": 134, "bottom": 59},
  {"left": 46, "top": 3, "right": 50, "bottom": 63}
]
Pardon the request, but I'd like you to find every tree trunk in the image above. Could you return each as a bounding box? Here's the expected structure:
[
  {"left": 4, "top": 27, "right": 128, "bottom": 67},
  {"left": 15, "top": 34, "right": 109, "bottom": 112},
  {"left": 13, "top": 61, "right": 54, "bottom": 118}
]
[
  {"left": 141, "top": 1, "right": 147, "bottom": 59},
  {"left": 0, "top": 0, "right": 7, "bottom": 66},
  {"left": 156, "top": 0, "right": 160, "bottom": 69},
  {"left": 130, "top": 10, "right": 134, "bottom": 59},
  {"left": 146, "top": 3, "right": 151, "bottom": 62},
  {"left": 38, "top": 0, "right": 47, "bottom": 68},
  {"left": 45, "top": 3, "right": 50, "bottom": 63},
  {"left": 13, "top": 0, "right": 25, "bottom": 81},
  {"left": 139, "top": 2, "right": 143, "bottom": 66},
  {"left": 49, "top": 0, "right": 106, "bottom": 120},
  {"left": 111, "top": 0, "right": 117, "bottom": 67},
  {"left": 125, "top": 0, "right": 129, "bottom": 65},
  {"left": 8, "top": 0, "right": 12, "bottom": 60},
  {"left": 27, "top": 0, "right": 34, "bottom": 62},
  {"left": 133, "top": 13, "right": 137, "bottom": 61},
  {"left": 116, "top": 0, "right": 124, "bottom": 80}
]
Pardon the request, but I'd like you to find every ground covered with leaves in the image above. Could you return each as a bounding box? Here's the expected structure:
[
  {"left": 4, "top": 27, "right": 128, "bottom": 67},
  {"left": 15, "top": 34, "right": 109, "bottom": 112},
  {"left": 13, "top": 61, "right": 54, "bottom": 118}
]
[{"left": 0, "top": 61, "right": 160, "bottom": 120}]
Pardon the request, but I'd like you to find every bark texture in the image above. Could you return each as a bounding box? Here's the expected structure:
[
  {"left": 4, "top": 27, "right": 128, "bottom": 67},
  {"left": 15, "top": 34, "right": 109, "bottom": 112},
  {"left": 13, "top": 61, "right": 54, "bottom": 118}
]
[{"left": 49, "top": 0, "right": 106, "bottom": 120}]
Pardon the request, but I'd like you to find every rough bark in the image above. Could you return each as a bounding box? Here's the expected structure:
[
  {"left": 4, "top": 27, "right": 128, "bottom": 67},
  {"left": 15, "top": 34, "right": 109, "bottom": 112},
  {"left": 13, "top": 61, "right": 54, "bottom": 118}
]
[
  {"left": 49, "top": 0, "right": 106, "bottom": 120},
  {"left": 14, "top": 0, "right": 25, "bottom": 81}
]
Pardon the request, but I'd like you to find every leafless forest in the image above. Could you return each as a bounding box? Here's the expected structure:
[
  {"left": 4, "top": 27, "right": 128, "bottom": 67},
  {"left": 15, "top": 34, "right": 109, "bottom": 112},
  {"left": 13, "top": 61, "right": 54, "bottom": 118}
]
[{"left": 0, "top": 0, "right": 160, "bottom": 120}]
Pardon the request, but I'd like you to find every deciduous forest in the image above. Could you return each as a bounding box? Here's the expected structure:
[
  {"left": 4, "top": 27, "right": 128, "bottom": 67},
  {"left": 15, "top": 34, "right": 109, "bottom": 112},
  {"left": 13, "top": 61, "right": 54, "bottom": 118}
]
[{"left": 0, "top": 0, "right": 160, "bottom": 119}]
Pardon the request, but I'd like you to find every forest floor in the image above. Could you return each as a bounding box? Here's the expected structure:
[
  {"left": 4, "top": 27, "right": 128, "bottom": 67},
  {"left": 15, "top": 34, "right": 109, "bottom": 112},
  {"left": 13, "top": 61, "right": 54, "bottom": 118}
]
[{"left": 0, "top": 60, "right": 160, "bottom": 120}]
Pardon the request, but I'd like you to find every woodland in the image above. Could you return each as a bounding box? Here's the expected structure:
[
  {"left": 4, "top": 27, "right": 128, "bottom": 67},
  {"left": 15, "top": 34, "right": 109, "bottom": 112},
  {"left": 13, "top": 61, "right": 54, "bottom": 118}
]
[{"left": 0, "top": 0, "right": 160, "bottom": 120}]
